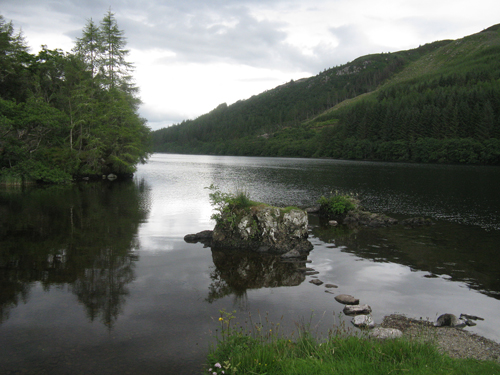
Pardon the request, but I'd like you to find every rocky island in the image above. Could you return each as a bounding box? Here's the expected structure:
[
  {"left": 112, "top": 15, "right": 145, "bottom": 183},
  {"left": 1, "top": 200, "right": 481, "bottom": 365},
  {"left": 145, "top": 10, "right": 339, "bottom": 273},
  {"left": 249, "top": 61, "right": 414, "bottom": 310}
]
[{"left": 184, "top": 186, "right": 313, "bottom": 258}]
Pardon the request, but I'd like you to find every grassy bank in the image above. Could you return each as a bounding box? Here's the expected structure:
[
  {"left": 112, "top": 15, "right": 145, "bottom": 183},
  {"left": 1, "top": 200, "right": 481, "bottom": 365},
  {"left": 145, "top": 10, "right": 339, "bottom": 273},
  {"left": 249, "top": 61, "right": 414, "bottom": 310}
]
[{"left": 206, "top": 310, "right": 500, "bottom": 374}]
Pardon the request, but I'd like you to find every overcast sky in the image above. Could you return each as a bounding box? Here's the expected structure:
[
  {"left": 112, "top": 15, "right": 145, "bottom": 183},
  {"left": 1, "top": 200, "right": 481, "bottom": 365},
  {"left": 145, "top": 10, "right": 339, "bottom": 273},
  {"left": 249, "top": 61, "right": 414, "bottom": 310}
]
[{"left": 1, "top": 0, "right": 499, "bottom": 130}]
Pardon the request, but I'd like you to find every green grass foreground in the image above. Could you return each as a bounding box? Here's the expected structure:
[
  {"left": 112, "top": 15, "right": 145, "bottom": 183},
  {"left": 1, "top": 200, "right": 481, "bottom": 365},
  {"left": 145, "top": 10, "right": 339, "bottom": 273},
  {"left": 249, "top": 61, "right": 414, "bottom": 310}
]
[{"left": 206, "top": 311, "right": 500, "bottom": 375}]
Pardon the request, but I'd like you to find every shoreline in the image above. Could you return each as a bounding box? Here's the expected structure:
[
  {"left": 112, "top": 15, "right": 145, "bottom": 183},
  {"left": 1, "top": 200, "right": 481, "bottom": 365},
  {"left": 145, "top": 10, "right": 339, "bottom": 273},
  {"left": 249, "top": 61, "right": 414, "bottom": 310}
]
[{"left": 381, "top": 314, "right": 500, "bottom": 362}]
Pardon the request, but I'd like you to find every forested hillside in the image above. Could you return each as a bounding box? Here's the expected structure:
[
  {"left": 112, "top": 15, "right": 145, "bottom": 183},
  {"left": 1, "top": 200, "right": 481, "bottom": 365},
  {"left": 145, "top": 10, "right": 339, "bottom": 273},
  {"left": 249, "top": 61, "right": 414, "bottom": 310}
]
[
  {"left": 152, "top": 24, "right": 500, "bottom": 165},
  {"left": 0, "top": 11, "right": 150, "bottom": 184}
]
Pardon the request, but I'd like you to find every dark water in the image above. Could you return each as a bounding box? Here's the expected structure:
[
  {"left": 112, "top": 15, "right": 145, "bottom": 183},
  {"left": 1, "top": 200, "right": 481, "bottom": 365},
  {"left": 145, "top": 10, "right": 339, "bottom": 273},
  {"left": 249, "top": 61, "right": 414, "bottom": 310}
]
[{"left": 1, "top": 154, "right": 500, "bottom": 374}]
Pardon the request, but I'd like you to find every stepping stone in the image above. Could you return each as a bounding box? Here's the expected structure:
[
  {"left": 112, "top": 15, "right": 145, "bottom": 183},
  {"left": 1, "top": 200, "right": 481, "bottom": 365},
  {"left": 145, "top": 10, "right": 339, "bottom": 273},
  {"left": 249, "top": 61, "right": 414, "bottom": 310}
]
[
  {"left": 334, "top": 294, "right": 359, "bottom": 305},
  {"left": 309, "top": 279, "right": 324, "bottom": 286},
  {"left": 352, "top": 315, "right": 375, "bottom": 328},
  {"left": 325, "top": 284, "right": 338, "bottom": 288},
  {"left": 343, "top": 304, "right": 372, "bottom": 315}
]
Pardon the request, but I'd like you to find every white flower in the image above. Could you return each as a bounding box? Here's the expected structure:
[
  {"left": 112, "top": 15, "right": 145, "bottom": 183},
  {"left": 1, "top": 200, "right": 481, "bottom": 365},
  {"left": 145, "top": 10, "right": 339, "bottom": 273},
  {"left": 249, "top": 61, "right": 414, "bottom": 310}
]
[{"left": 215, "top": 363, "right": 222, "bottom": 368}]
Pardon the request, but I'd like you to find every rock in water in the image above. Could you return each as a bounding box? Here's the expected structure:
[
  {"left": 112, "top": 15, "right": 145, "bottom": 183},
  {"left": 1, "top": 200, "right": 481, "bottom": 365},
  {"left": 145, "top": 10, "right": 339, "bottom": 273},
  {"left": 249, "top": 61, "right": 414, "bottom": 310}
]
[
  {"left": 325, "top": 284, "right": 338, "bottom": 288},
  {"left": 343, "top": 304, "right": 372, "bottom": 315},
  {"left": 352, "top": 315, "right": 375, "bottom": 328},
  {"left": 309, "top": 279, "right": 324, "bottom": 286},
  {"left": 211, "top": 206, "right": 313, "bottom": 255},
  {"left": 402, "top": 217, "right": 433, "bottom": 228},
  {"left": 334, "top": 294, "right": 359, "bottom": 305},
  {"left": 184, "top": 230, "right": 213, "bottom": 243},
  {"left": 434, "top": 313, "right": 466, "bottom": 328}
]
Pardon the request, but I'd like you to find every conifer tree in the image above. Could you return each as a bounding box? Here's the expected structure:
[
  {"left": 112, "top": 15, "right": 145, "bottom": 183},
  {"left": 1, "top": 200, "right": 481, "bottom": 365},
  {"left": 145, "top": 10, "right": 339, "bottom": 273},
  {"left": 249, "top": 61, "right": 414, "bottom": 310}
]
[
  {"left": 73, "top": 18, "right": 102, "bottom": 79},
  {"left": 99, "top": 9, "right": 134, "bottom": 93}
]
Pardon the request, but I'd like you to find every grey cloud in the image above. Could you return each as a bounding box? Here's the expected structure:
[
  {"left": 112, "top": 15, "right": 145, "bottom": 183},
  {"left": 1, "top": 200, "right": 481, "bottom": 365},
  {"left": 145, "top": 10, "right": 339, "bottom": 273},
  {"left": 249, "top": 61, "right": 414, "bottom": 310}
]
[
  {"left": 1, "top": 0, "right": 359, "bottom": 75},
  {"left": 237, "top": 77, "right": 281, "bottom": 83},
  {"left": 120, "top": 5, "right": 301, "bottom": 70}
]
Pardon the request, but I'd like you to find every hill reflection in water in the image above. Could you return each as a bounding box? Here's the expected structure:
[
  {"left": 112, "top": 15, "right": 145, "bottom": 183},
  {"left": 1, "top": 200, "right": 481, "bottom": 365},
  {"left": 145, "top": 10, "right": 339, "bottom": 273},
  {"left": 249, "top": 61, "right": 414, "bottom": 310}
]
[{"left": 309, "top": 214, "right": 500, "bottom": 300}]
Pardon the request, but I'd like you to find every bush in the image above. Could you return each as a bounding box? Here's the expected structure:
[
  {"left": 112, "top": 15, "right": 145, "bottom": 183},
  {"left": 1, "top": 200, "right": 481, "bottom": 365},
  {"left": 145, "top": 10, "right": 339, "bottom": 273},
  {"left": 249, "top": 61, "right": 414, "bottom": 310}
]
[
  {"left": 206, "top": 185, "right": 260, "bottom": 227},
  {"left": 318, "top": 194, "right": 357, "bottom": 219}
]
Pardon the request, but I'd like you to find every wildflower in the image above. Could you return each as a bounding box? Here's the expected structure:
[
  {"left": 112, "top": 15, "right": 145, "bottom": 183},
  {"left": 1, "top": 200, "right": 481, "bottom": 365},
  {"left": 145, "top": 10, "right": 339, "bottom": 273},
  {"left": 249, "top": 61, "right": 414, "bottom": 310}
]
[
  {"left": 219, "top": 317, "right": 223, "bottom": 321},
  {"left": 215, "top": 363, "right": 222, "bottom": 368}
]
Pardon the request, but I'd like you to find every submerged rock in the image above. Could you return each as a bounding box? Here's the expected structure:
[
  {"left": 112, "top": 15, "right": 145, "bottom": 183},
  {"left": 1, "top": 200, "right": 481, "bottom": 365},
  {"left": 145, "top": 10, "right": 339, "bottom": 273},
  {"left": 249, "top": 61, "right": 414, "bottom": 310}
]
[
  {"left": 343, "top": 210, "right": 398, "bottom": 227},
  {"left": 460, "top": 313, "right": 484, "bottom": 322},
  {"left": 402, "top": 217, "right": 434, "bottom": 228}
]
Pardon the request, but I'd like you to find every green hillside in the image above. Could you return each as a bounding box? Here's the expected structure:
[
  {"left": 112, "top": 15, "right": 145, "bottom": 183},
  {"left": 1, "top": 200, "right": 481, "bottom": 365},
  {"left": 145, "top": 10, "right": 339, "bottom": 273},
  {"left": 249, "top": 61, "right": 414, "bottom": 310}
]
[{"left": 152, "top": 24, "right": 500, "bottom": 165}]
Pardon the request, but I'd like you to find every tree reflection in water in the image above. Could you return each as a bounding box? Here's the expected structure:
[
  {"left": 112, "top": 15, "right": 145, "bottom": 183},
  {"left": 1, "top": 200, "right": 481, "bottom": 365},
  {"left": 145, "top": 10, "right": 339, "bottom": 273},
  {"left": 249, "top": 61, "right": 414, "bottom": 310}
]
[{"left": 0, "top": 180, "right": 150, "bottom": 328}]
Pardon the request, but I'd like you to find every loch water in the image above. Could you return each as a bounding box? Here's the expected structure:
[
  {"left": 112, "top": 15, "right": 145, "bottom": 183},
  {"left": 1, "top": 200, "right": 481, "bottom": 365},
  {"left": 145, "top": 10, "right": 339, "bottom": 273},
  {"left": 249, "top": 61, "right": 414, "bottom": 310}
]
[{"left": 1, "top": 154, "right": 500, "bottom": 374}]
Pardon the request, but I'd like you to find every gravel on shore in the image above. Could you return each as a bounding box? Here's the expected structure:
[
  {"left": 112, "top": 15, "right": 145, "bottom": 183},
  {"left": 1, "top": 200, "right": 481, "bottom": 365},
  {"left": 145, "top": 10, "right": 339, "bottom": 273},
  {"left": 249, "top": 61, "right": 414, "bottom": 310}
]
[{"left": 381, "top": 314, "right": 500, "bottom": 363}]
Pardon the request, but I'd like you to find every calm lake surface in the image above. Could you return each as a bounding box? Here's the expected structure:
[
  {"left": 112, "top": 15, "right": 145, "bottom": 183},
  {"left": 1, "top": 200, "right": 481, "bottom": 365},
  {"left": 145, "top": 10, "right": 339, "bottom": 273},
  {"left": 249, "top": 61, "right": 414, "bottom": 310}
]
[{"left": 1, "top": 153, "right": 500, "bottom": 374}]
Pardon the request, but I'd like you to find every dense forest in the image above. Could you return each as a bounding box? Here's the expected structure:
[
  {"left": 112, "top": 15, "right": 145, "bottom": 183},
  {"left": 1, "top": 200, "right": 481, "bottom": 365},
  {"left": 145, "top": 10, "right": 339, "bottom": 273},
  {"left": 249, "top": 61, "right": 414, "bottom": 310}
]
[
  {"left": 152, "top": 24, "right": 500, "bottom": 165},
  {"left": 0, "top": 11, "right": 150, "bottom": 184}
]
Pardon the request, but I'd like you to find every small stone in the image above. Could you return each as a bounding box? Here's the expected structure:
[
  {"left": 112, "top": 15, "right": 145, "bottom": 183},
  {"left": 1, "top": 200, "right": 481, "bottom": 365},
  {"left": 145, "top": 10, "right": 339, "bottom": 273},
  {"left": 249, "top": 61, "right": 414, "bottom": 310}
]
[
  {"left": 325, "top": 284, "right": 338, "bottom": 288},
  {"left": 369, "top": 327, "right": 403, "bottom": 339},
  {"left": 325, "top": 290, "right": 335, "bottom": 294},
  {"left": 329, "top": 220, "right": 338, "bottom": 226},
  {"left": 335, "top": 294, "right": 359, "bottom": 305},
  {"left": 343, "top": 304, "right": 372, "bottom": 315},
  {"left": 309, "top": 279, "right": 324, "bottom": 286},
  {"left": 352, "top": 315, "right": 375, "bottom": 328},
  {"left": 305, "top": 271, "right": 319, "bottom": 275}
]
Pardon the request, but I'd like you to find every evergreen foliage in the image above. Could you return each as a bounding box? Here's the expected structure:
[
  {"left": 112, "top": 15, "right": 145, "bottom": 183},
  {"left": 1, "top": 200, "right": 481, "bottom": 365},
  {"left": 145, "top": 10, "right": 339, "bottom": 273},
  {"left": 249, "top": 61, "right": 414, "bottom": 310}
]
[
  {"left": 151, "top": 24, "right": 500, "bottom": 165},
  {"left": 0, "top": 12, "right": 150, "bottom": 184}
]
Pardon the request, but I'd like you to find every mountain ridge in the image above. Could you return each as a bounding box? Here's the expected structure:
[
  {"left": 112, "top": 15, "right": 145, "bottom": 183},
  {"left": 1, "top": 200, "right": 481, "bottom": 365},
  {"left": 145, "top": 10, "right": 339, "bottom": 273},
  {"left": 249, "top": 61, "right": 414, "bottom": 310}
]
[{"left": 151, "top": 24, "right": 500, "bottom": 165}]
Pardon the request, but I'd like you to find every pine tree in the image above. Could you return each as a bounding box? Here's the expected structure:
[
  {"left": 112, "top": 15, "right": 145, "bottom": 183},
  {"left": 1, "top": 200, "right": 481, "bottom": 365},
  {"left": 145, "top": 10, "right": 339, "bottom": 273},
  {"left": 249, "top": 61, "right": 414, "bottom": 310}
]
[
  {"left": 99, "top": 9, "right": 134, "bottom": 93},
  {"left": 476, "top": 101, "right": 494, "bottom": 141},
  {"left": 73, "top": 18, "right": 102, "bottom": 79},
  {"left": 0, "top": 15, "right": 30, "bottom": 101}
]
